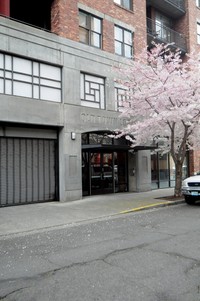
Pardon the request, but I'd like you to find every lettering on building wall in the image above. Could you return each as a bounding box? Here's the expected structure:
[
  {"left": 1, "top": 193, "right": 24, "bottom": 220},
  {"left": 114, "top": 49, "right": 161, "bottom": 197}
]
[{"left": 80, "top": 113, "right": 126, "bottom": 127}]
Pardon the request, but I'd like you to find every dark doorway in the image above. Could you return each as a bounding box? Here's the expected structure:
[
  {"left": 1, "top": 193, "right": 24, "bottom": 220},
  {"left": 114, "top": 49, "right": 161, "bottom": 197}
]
[
  {"left": 82, "top": 150, "right": 128, "bottom": 196},
  {"left": 82, "top": 131, "right": 129, "bottom": 196},
  {"left": 90, "top": 152, "right": 114, "bottom": 195}
]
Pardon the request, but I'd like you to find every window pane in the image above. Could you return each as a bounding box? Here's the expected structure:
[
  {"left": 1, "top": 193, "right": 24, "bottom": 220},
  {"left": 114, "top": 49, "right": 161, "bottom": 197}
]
[
  {"left": 91, "top": 32, "right": 101, "bottom": 48},
  {"left": 115, "top": 41, "right": 123, "bottom": 55},
  {"left": 5, "top": 80, "right": 12, "bottom": 94},
  {"left": 123, "top": 0, "right": 131, "bottom": 9},
  {"left": 0, "top": 53, "right": 3, "bottom": 69},
  {"left": 115, "top": 27, "right": 123, "bottom": 41},
  {"left": 40, "top": 64, "right": 61, "bottom": 81},
  {"left": 40, "top": 86, "right": 61, "bottom": 102},
  {"left": 13, "top": 82, "right": 32, "bottom": 97},
  {"left": 33, "top": 85, "right": 39, "bottom": 99},
  {"left": 0, "top": 78, "right": 4, "bottom": 93},
  {"left": 13, "top": 57, "right": 32, "bottom": 74},
  {"left": 124, "top": 45, "right": 132, "bottom": 58},
  {"left": 13, "top": 73, "right": 32, "bottom": 83},
  {"left": 91, "top": 17, "right": 101, "bottom": 33},
  {"left": 79, "top": 12, "right": 88, "bottom": 27},
  {"left": 124, "top": 30, "right": 132, "bottom": 45},
  {"left": 5, "top": 55, "right": 12, "bottom": 70},
  {"left": 79, "top": 27, "right": 89, "bottom": 44}
]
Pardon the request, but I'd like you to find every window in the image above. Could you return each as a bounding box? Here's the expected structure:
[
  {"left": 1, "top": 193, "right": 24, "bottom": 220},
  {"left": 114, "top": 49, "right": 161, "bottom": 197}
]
[
  {"left": 155, "top": 12, "right": 172, "bottom": 41},
  {"left": 80, "top": 73, "right": 105, "bottom": 109},
  {"left": 79, "top": 11, "right": 102, "bottom": 48},
  {"left": 196, "top": 0, "right": 200, "bottom": 7},
  {"left": 0, "top": 53, "right": 61, "bottom": 102},
  {"left": 197, "top": 22, "right": 200, "bottom": 44},
  {"left": 115, "top": 26, "right": 133, "bottom": 58},
  {"left": 114, "top": 0, "right": 132, "bottom": 10},
  {"left": 115, "top": 86, "right": 131, "bottom": 112}
]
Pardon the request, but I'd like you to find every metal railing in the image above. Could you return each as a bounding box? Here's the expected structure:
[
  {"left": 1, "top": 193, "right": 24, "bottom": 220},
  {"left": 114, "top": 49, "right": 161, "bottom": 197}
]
[
  {"left": 147, "top": 18, "right": 187, "bottom": 52},
  {"left": 166, "top": 0, "right": 185, "bottom": 11}
]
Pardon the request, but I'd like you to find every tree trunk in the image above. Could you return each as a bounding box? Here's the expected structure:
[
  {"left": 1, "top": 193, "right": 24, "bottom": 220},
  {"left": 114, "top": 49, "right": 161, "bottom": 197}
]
[{"left": 174, "top": 161, "right": 183, "bottom": 197}]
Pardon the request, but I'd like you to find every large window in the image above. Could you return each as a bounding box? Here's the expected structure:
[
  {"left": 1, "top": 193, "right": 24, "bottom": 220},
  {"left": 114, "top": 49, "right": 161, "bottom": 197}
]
[
  {"left": 196, "top": 0, "right": 200, "bottom": 7},
  {"left": 0, "top": 53, "right": 61, "bottom": 102},
  {"left": 80, "top": 73, "right": 105, "bottom": 109},
  {"left": 197, "top": 22, "right": 200, "bottom": 44},
  {"left": 151, "top": 152, "right": 188, "bottom": 189},
  {"left": 115, "top": 26, "right": 133, "bottom": 58},
  {"left": 79, "top": 11, "right": 102, "bottom": 48},
  {"left": 114, "top": 0, "right": 132, "bottom": 10}
]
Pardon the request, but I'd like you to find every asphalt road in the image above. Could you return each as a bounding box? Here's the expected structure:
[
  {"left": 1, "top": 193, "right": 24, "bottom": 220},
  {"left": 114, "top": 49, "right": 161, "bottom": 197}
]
[{"left": 1, "top": 202, "right": 200, "bottom": 301}]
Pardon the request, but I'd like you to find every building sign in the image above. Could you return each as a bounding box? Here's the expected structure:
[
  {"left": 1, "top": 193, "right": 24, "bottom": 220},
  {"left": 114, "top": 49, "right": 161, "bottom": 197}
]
[{"left": 80, "top": 112, "right": 126, "bottom": 127}]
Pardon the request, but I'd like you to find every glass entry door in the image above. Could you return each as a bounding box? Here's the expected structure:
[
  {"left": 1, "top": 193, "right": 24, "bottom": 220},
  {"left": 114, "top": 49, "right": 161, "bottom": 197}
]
[
  {"left": 91, "top": 152, "right": 113, "bottom": 194},
  {"left": 82, "top": 150, "right": 128, "bottom": 196}
]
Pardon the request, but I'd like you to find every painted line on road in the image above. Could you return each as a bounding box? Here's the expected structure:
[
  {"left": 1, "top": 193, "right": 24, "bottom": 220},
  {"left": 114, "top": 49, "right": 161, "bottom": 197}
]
[{"left": 120, "top": 201, "right": 176, "bottom": 214}]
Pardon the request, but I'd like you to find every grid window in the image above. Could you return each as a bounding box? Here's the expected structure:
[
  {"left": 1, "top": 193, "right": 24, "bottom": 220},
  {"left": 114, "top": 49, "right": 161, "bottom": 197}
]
[
  {"left": 81, "top": 73, "right": 105, "bottom": 109},
  {"left": 79, "top": 11, "right": 102, "bottom": 48},
  {"left": 114, "top": 0, "right": 132, "bottom": 10},
  {"left": 196, "top": 0, "right": 200, "bottom": 7},
  {"left": 115, "top": 26, "right": 133, "bottom": 58},
  {"left": 0, "top": 53, "right": 62, "bottom": 102},
  {"left": 115, "top": 86, "right": 131, "bottom": 112},
  {"left": 197, "top": 23, "right": 200, "bottom": 44}
]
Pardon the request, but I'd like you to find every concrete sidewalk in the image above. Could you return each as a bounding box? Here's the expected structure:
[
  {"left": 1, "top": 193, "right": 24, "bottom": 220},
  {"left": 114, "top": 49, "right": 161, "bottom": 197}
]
[{"left": 0, "top": 188, "right": 184, "bottom": 237}]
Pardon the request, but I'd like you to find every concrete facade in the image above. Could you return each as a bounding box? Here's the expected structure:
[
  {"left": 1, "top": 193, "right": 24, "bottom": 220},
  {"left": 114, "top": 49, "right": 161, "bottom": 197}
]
[{"left": 0, "top": 16, "right": 151, "bottom": 203}]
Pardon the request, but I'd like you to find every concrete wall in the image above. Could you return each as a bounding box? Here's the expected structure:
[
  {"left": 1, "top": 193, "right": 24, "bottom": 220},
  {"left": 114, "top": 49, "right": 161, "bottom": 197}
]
[{"left": 0, "top": 16, "right": 152, "bottom": 202}]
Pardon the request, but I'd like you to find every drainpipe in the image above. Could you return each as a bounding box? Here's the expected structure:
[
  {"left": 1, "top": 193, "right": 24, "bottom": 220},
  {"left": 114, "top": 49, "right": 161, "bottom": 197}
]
[{"left": 0, "top": 0, "right": 10, "bottom": 17}]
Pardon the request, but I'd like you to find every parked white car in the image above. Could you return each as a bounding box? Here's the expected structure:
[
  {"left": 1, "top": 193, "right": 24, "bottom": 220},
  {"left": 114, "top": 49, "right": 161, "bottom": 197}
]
[{"left": 182, "top": 175, "right": 200, "bottom": 205}]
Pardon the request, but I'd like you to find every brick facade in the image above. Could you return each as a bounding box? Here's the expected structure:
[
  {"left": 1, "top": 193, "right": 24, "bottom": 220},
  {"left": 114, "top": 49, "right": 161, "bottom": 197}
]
[{"left": 51, "top": 0, "right": 146, "bottom": 56}]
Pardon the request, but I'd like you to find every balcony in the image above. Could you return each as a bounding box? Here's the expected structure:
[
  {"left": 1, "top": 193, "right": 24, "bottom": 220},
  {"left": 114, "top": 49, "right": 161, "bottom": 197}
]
[
  {"left": 147, "top": 18, "right": 187, "bottom": 54},
  {"left": 146, "top": 0, "right": 185, "bottom": 18}
]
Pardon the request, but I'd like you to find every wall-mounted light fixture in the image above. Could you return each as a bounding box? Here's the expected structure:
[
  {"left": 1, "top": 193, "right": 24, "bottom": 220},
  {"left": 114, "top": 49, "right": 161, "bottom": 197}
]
[{"left": 71, "top": 132, "right": 76, "bottom": 140}]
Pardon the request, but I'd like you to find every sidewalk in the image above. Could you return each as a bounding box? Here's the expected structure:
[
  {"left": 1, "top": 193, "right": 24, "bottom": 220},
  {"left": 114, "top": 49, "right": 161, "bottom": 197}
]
[{"left": 0, "top": 188, "right": 184, "bottom": 237}]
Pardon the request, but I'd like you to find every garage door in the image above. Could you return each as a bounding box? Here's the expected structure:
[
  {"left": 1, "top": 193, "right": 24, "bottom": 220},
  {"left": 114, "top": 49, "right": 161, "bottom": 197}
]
[{"left": 0, "top": 137, "right": 57, "bottom": 206}]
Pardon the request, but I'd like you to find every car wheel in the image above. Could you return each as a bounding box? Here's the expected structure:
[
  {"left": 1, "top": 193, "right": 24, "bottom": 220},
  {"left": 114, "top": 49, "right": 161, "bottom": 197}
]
[{"left": 184, "top": 195, "right": 196, "bottom": 205}]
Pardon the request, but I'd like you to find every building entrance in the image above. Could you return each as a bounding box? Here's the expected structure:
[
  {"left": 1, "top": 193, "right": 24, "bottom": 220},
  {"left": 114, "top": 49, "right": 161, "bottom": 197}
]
[
  {"left": 82, "top": 150, "right": 128, "bottom": 196},
  {"left": 82, "top": 131, "right": 130, "bottom": 196},
  {"left": 90, "top": 152, "right": 114, "bottom": 194}
]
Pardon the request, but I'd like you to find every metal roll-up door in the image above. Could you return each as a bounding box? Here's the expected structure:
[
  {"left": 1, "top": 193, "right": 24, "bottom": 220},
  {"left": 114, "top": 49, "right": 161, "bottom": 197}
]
[{"left": 0, "top": 137, "right": 57, "bottom": 206}]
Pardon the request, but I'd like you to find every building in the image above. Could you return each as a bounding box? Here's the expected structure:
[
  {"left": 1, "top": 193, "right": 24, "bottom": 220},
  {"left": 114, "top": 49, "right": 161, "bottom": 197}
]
[{"left": 0, "top": 0, "right": 199, "bottom": 206}]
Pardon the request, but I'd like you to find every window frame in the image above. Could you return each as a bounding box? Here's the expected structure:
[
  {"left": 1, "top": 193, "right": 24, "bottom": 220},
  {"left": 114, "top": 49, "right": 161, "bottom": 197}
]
[
  {"left": 114, "top": 25, "right": 133, "bottom": 59},
  {"left": 114, "top": 0, "right": 133, "bottom": 11},
  {"left": 196, "top": 0, "right": 200, "bottom": 7},
  {"left": 80, "top": 73, "right": 105, "bottom": 109},
  {"left": 115, "top": 85, "right": 132, "bottom": 112},
  {"left": 0, "top": 52, "right": 62, "bottom": 102},
  {"left": 79, "top": 10, "right": 102, "bottom": 49}
]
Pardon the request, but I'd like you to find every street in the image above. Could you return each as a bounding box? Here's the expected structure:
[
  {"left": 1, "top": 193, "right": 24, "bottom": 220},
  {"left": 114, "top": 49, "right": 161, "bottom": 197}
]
[{"left": 0, "top": 203, "right": 200, "bottom": 301}]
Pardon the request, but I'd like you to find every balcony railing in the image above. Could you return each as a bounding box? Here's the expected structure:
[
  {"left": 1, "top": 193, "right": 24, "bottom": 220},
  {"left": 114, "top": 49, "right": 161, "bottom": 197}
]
[
  {"left": 147, "top": 18, "right": 187, "bottom": 53},
  {"left": 146, "top": 0, "right": 185, "bottom": 18},
  {"left": 166, "top": 0, "right": 185, "bottom": 11}
]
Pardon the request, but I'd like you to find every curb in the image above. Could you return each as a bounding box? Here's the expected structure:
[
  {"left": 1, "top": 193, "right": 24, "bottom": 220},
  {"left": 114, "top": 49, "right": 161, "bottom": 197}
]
[{"left": 119, "top": 199, "right": 185, "bottom": 214}]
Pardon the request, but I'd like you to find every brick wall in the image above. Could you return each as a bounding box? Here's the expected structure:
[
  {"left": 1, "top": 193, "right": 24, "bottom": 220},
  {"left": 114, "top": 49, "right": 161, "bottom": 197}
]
[
  {"left": 51, "top": 0, "right": 146, "bottom": 56},
  {"left": 51, "top": 0, "right": 79, "bottom": 41}
]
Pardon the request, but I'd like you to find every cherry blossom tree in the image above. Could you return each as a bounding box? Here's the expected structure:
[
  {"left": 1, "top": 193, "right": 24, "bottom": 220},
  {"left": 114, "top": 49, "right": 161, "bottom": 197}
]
[{"left": 114, "top": 43, "right": 200, "bottom": 196}]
